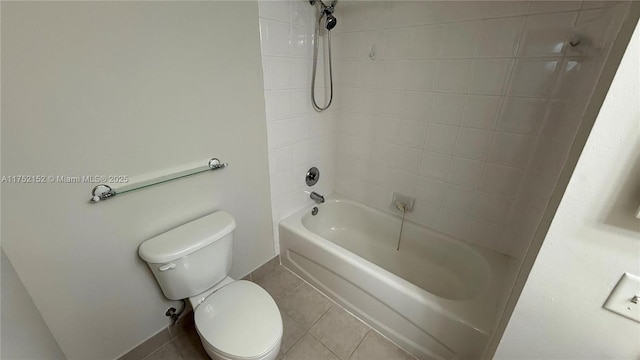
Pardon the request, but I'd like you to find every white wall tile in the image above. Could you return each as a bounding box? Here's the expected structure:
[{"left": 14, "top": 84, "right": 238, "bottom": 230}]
[
  {"left": 368, "top": 163, "right": 395, "bottom": 188},
  {"left": 429, "top": 93, "right": 465, "bottom": 125},
  {"left": 454, "top": 127, "right": 494, "bottom": 160},
  {"left": 291, "top": 89, "right": 312, "bottom": 116},
  {"left": 323, "top": 0, "right": 616, "bottom": 259},
  {"left": 392, "top": 171, "right": 418, "bottom": 196},
  {"left": 435, "top": 60, "right": 473, "bottom": 92},
  {"left": 338, "top": 31, "right": 360, "bottom": 60},
  {"left": 404, "top": 61, "right": 437, "bottom": 91},
  {"left": 375, "top": 90, "right": 403, "bottom": 117},
  {"left": 408, "top": 200, "right": 440, "bottom": 228},
  {"left": 415, "top": 176, "right": 446, "bottom": 205},
  {"left": 259, "top": 0, "right": 291, "bottom": 22},
  {"left": 340, "top": 61, "right": 360, "bottom": 87},
  {"left": 552, "top": 58, "right": 590, "bottom": 100},
  {"left": 410, "top": 25, "right": 443, "bottom": 59},
  {"left": 476, "top": 17, "right": 526, "bottom": 57},
  {"left": 358, "top": 31, "right": 384, "bottom": 60},
  {"left": 269, "top": 146, "right": 294, "bottom": 176},
  {"left": 473, "top": 192, "right": 513, "bottom": 225},
  {"left": 402, "top": 91, "right": 433, "bottom": 121},
  {"left": 488, "top": 132, "right": 536, "bottom": 167},
  {"left": 264, "top": 90, "right": 293, "bottom": 121},
  {"left": 293, "top": 141, "right": 312, "bottom": 167},
  {"left": 357, "top": 61, "right": 380, "bottom": 88},
  {"left": 397, "top": 120, "right": 428, "bottom": 148},
  {"left": 469, "top": 59, "right": 513, "bottom": 95},
  {"left": 480, "top": 163, "right": 524, "bottom": 198},
  {"left": 420, "top": 151, "right": 452, "bottom": 180},
  {"left": 440, "top": 21, "right": 481, "bottom": 58},
  {"left": 374, "top": 116, "right": 400, "bottom": 143},
  {"left": 379, "top": 61, "right": 407, "bottom": 90},
  {"left": 260, "top": 18, "right": 291, "bottom": 57},
  {"left": 460, "top": 95, "right": 502, "bottom": 130},
  {"left": 395, "top": 146, "right": 423, "bottom": 174},
  {"left": 292, "top": 115, "right": 311, "bottom": 143},
  {"left": 382, "top": 28, "right": 412, "bottom": 60},
  {"left": 425, "top": 123, "right": 459, "bottom": 153},
  {"left": 290, "top": 58, "right": 311, "bottom": 89},
  {"left": 508, "top": 58, "right": 560, "bottom": 97},
  {"left": 529, "top": 1, "right": 582, "bottom": 14},
  {"left": 484, "top": 1, "right": 531, "bottom": 18},
  {"left": 291, "top": 0, "right": 314, "bottom": 27},
  {"left": 271, "top": 170, "right": 294, "bottom": 199},
  {"left": 497, "top": 97, "right": 548, "bottom": 135},
  {"left": 435, "top": 209, "right": 470, "bottom": 239},
  {"left": 448, "top": 157, "right": 485, "bottom": 188},
  {"left": 371, "top": 141, "right": 398, "bottom": 168},
  {"left": 539, "top": 100, "right": 581, "bottom": 141},
  {"left": 443, "top": 1, "right": 487, "bottom": 22},
  {"left": 442, "top": 183, "right": 476, "bottom": 214},
  {"left": 465, "top": 218, "right": 503, "bottom": 249},
  {"left": 291, "top": 25, "right": 312, "bottom": 58},
  {"left": 262, "top": 57, "right": 292, "bottom": 89},
  {"left": 267, "top": 119, "right": 295, "bottom": 149},
  {"left": 386, "top": 1, "right": 426, "bottom": 28},
  {"left": 518, "top": 12, "right": 578, "bottom": 57}
]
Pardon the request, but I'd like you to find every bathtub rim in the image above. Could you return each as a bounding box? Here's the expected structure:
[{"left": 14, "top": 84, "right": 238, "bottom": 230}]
[{"left": 279, "top": 193, "right": 513, "bottom": 336}]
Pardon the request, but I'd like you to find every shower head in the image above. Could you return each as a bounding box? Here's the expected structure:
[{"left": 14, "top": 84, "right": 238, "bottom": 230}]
[{"left": 325, "top": 13, "right": 337, "bottom": 30}]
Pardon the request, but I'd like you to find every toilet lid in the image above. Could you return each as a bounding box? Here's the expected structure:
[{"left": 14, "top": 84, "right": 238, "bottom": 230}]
[{"left": 195, "top": 280, "right": 282, "bottom": 359}]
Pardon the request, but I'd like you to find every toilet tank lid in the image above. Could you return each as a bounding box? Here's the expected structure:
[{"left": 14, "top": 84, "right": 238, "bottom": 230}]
[{"left": 138, "top": 211, "right": 236, "bottom": 264}]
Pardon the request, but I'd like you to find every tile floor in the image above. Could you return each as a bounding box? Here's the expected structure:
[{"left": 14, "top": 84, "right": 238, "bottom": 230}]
[{"left": 142, "top": 262, "right": 416, "bottom": 360}]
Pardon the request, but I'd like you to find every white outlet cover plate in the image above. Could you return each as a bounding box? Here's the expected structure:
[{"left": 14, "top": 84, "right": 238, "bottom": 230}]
[{"left": 603, "top": 273, "right": 640, "bottom": 323}]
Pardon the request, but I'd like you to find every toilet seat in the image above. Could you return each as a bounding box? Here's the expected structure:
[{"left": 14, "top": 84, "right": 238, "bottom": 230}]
[{"left": 194, "top": 280, "right": 283, "bottom": 360}]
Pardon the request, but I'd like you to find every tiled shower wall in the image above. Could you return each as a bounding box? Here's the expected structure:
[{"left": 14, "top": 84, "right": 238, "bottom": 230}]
[
  {"left": 259, "top": 1, "right": 338, "bottom": 253},
  {"left": 330, "top": 1, "right": 628, "bottom": 258}
]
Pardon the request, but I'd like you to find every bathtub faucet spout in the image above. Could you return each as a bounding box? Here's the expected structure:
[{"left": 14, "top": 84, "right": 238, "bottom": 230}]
[{"left": 310, "top": 191, "right": 325, "bottom": 204}]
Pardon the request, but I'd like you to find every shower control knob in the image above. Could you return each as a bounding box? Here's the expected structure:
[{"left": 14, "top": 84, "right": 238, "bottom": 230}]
[{"left": 306, "top": 167, "right": 320, "bottom": 186}]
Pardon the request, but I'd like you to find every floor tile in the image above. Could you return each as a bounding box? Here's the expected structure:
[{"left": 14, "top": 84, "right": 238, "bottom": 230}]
[
  {"left": 278, "top": 312, "right": 307, "bottom": 358},
  {"left": 283, "top": 333, "right": 340, "bottom": 360},
  {"left": 143, "top": 342, "right": 183, "bottom": 360},
  {"left": 174, "top": 325, "right": 209, "bottom": 359},
  {"left": 168, "top": 315, "right": 195, "bottom": 339},
  {"left": 349, "top": 331, "right": 415, "bottom": 360},
  {"left": 254, "top": 266, "right": 303, "bottom": 301},
  {"left": 119, "top": 329, "right": 171, "bottom": 360},
  {"left": 310, "top": 306, "right": 370, "bottom": 360},
  {"left": 252, "top": 255, "right": 280, "bottom": 281},
  {"left": 279, "top": 283, "right": 333, "bottom": 329}
]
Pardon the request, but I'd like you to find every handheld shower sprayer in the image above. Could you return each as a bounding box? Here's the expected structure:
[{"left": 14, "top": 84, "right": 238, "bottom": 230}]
[{"left": 310, "top": 0, "right": 338, "bottom": 111}]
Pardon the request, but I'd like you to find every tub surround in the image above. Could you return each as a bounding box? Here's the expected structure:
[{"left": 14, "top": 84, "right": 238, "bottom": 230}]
[{"left": 330, "top": 1, "right": 629, "bottom": 259}]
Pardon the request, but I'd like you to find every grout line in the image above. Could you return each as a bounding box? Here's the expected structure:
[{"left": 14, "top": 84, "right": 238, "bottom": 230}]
[{"left": 346, "top": 329, "right": 371, "bottom": 360}]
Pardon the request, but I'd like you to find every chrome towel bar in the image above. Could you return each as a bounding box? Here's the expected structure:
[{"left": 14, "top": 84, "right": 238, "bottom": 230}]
[{"left": 90, "top": 158, "right": 228, "bottom": 203}]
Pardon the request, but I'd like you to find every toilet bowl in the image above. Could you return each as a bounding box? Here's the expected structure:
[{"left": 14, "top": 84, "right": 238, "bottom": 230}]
[
  {"left": 138, "top": 211, "right": 283, "bottom": 360},
  {"left": 194, "top": 280, "right": 282, "bottom": 360}
]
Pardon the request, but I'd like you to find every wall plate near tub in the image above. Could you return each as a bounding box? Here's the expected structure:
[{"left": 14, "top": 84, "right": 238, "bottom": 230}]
[
  {"left": 603, "top": 273, "right": 640, "bottom": 323},
  {"left": 389, "top": 192, "right": 414, "bottom": 212}
]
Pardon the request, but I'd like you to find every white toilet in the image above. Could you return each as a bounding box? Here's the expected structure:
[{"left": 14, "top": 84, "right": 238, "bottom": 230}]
[{"left": 138, "top": 211, "right": 283, "bottom": 360}]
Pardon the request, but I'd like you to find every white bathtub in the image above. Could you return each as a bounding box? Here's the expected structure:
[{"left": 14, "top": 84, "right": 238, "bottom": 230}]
[{"left": 279, "top": 195, "right": 513, "bottom": 360}]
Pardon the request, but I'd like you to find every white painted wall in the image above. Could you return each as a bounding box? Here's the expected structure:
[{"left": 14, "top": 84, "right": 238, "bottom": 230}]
[
  {"left": 495, "top": 18, "right": 640, "bottom": 359},
  {"left": 258, "top": 0, "right": 338, "bottom": 253},
  {"left": 1, "top": 250, "right": 66, "bottom": 359},
  {"left": 1, "top": 2, "right": 272, "bottom": 359}
]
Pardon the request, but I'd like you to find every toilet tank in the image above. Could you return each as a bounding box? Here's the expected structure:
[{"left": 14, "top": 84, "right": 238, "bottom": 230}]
[{"left": 138, "top": 211, "right": 236, "bottom": 300}]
